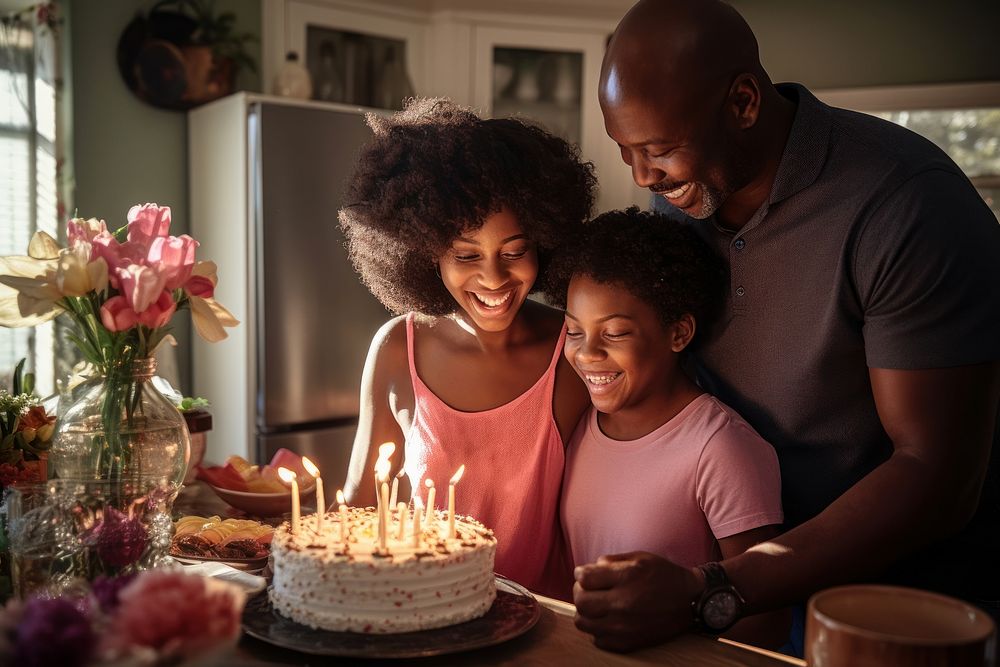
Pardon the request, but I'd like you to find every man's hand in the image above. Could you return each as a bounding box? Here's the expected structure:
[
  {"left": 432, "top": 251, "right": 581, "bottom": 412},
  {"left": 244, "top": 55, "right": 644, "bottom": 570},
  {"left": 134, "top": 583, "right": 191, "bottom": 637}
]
[{"left": 573, "top": 551, "right": 702, "bottom": 652}]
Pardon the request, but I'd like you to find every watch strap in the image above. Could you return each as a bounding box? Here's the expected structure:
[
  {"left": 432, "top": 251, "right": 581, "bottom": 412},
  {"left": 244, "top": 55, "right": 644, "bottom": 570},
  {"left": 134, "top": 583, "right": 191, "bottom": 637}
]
[{"left": 692, "top": 562, "right": 744, "bottom": 635}]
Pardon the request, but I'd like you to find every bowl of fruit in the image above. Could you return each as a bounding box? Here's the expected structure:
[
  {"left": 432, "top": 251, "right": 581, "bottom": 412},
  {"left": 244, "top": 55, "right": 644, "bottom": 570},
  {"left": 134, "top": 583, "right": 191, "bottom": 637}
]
[{"left": 195, "top": 448, "right": 316, "bottom": 517}]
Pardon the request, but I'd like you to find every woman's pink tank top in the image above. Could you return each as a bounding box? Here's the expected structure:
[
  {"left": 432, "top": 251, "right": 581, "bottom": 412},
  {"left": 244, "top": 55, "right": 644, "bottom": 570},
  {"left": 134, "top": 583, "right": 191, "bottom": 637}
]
[{"left": 403, "top": 313, "right": 572, "bottom": 598}]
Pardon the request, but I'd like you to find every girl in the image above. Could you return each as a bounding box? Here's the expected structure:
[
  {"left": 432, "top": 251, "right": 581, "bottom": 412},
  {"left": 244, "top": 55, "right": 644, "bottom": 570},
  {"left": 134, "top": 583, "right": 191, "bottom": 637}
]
[
  {"left": 338, "top": 98, "right": 595, "bottom": 599},
  {"left": 550, "top": 207, "right": 789, "bottom": 646}
]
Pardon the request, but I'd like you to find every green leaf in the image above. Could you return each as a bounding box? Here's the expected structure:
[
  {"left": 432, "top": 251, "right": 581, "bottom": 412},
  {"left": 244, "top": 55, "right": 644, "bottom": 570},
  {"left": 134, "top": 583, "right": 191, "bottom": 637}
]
[{"left": 12, "top": 358, "right": 25, "bottom": 396}]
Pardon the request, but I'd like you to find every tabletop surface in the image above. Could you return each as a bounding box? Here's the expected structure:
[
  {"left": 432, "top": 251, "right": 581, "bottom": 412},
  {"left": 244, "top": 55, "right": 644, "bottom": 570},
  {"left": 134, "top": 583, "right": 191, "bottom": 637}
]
[{"left": 176, "top": 482, "right": 805, "bottom": 667}]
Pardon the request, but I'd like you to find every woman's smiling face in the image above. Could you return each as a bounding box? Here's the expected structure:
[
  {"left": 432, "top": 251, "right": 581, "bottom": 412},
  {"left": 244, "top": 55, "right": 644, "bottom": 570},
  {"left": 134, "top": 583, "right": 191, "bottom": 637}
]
[
  {"left": 564, "top": 274, "right": 689, "bottom": 418},
  {"left": 437, "top": 208, "right": 538, "bottom": 332}
]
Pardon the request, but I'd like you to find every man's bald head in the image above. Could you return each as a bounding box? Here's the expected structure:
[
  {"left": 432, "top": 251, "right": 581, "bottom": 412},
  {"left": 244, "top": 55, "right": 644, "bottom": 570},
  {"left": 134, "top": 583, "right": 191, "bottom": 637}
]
[{"left": 601, "top": 0, "right": 764, "bottom": 110}]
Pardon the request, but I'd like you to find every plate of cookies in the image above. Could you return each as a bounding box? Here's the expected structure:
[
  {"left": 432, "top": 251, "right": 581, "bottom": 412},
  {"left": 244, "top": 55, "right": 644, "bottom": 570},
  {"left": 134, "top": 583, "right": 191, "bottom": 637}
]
[{"left": 170, "top": 515, "right": 273, "bottom": 573}]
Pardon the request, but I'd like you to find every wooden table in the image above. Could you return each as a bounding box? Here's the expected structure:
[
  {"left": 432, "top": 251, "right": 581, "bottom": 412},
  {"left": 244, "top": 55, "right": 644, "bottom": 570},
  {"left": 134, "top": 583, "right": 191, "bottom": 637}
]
[{"left": 177, "top": 483, "right": 804, "bottom": 666}]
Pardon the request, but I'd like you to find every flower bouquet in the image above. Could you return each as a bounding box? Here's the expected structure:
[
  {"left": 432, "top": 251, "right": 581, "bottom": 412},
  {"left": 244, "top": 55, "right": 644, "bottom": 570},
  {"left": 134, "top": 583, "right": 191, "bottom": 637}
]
[
  {"left": 0, "top": 570, "right": 246, "bottom": 667},
  {"left": 0, "top": 204, "right": 237, "bottom": 483},
  {"left": 0, "top": 203, "right": 238, "bottom": 573}
]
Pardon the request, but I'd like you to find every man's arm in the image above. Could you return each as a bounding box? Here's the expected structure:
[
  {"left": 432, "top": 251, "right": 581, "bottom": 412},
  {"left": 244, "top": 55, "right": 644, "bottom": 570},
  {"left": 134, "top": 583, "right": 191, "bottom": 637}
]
[
  {"left": 574, "top": 362, "right": 999, "bottom": 651},
  {"left": 730, "top": 362, "right": 999, "bottom": 610}
]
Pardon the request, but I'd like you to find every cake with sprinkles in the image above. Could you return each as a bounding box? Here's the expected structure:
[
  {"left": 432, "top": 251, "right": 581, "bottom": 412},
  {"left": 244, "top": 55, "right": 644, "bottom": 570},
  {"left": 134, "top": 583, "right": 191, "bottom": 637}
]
[{"left": 268, "top": 506, "right": 497, "bottom": 633}]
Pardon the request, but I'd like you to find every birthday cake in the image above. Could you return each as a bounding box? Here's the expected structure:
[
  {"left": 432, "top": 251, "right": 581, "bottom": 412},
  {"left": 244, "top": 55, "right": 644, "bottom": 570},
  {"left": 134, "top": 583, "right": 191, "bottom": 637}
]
[{"left": 268, "top": 506, "right": 498, "bottom": 633}]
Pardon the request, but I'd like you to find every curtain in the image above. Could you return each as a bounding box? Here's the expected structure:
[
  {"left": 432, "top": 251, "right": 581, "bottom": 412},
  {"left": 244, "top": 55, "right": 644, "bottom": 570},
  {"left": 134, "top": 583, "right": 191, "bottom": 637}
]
[{"left": 0, "top": 2, "right": 71, "bottom": 397}]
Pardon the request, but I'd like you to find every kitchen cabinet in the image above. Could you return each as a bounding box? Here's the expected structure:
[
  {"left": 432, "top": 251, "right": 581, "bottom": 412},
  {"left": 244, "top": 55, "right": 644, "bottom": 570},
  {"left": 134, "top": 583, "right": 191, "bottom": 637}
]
[{"left": 262, "top": 0, "right": 647, "bottom": 213}]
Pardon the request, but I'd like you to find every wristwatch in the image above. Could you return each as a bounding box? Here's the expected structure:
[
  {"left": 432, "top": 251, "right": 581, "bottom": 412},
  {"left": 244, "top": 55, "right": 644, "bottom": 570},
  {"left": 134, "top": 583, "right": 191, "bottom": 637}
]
[{"left": 692, "top": 562, "right": 745, "bottom": 635}]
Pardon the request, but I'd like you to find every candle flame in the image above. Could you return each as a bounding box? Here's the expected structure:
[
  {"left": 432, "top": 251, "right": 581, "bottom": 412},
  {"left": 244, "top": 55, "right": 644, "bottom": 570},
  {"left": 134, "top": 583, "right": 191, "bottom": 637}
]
[
  {"left": 413, "top": 495, "right": 424, "bottom": 510},
  {"left": 450, "top": 464, "right": 465, "bottom": 485},
  {"left": 395, "top": 468, "right": 406, "bottom": 479},
  {"left": 378, "top": 442, "right": 396, "bottom": 460},
  {"left": 336, "top": 489, "right": 345, "bottom": 505},
  {"left": 424, "top": 478, "right": 434, "bottom": 488},
  {"left": 301, "top": 456, "right": 320, "bottom": 478},
  {"left": 277, "top": 467, "right": 296, "bottom": 484},
  {"left": 374, "top": 442, "right": 395, "bottom": 482}
]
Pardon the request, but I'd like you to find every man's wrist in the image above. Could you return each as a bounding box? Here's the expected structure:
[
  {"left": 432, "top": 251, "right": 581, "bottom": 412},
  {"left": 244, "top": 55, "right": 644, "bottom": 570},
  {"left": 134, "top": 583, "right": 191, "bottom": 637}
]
[{"left": 691, "top": 562, "right": 745, "bottom": 635}]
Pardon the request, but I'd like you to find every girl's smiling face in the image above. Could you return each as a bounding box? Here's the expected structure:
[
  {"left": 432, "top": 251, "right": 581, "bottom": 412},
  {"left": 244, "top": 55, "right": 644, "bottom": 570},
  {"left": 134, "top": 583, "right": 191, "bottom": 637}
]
[
  {"left": 564, "top": 274, "right": 694, "bottom": 428},
  {"left": 437, "top": 208, "right": 538, "bottom": 333}
]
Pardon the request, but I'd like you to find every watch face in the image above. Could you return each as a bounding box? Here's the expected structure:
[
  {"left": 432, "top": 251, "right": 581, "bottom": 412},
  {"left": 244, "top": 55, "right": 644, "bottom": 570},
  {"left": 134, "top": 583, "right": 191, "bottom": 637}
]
[{"left": 703, "top": 591, "right": 739, "bottom": 630}]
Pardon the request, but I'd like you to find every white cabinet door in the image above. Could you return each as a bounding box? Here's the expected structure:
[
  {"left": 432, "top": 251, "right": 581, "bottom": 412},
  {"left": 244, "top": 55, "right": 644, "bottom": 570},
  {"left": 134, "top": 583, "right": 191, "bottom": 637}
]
[
  {"left": 283, "top": 0, "right": 430, "bottom": 108},
  {"left": 471, "top": 23, "right": 645, "bottom": 213}
]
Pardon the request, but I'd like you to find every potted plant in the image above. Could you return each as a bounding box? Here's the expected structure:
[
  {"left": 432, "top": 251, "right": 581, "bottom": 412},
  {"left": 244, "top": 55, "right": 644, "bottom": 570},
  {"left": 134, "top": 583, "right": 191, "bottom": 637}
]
[
  {"left": 118, "top": 0, "right": 257, "bottom": 110},
  {"left": 177, "top": 395, "right": 212, "bottom": 484},
  {"left": 0, "top": 359, "right": 55, "bottom": 488}
]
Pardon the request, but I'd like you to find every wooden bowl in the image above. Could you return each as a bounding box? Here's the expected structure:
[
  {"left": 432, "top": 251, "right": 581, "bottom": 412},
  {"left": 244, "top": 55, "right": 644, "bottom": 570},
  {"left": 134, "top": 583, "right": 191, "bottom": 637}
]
[{"left": 208, "top": 482, "right": 316, "bottom": 517}]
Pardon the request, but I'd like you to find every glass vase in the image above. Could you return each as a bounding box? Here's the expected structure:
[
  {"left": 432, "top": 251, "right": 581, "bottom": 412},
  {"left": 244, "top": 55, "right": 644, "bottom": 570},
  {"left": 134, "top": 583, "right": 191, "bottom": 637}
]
[
  {"left": 47, "top": 357, "right": 190, "bottom": 570},
  {"left": 4, "top": 480, "right": 177, "bottom": 597}
]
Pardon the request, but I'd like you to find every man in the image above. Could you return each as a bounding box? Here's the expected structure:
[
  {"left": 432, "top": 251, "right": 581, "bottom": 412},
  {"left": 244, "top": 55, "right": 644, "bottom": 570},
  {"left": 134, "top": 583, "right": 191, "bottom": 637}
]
[{"left": 575, "top": 0, "right": 1000, "bottom": 653}]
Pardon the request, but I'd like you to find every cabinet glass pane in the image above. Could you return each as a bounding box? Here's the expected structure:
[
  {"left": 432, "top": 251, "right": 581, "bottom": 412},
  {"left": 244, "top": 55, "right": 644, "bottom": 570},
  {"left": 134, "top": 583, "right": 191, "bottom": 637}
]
[
  {"left": 306, "top": 26, "right": 415, "bottom": 110},
  {"left": 493, "top": 47, "right": 582, "bottom": 146}
]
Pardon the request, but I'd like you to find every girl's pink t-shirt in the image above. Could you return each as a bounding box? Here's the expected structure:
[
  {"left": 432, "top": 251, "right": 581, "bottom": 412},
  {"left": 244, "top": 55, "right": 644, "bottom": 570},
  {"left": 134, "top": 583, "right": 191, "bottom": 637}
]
[
  {"left": 562, "top": 393, "right": 784, "bottom": 568},
  {"left": 402, "top": 314, "right": 573, "bottom": 598}
]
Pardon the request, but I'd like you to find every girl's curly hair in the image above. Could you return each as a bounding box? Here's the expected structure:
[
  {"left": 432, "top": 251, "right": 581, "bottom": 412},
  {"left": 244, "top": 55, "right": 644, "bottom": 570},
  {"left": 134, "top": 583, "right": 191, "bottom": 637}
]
[
  {"left": 338, "top": 98, "right": 596, "bottom": 315},
  {"left": 547, "top": 207, "right": 727, "bottom": 338}
]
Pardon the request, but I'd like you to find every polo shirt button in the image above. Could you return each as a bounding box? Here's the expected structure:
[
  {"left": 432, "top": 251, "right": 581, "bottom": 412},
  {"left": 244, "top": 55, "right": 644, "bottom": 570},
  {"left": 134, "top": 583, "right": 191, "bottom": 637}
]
[
  {"left": 735, "top": 286, "right": 746, "bottom": 297},
  {"left": 734, "top": 239, "right": 746, "bottom": 250}
]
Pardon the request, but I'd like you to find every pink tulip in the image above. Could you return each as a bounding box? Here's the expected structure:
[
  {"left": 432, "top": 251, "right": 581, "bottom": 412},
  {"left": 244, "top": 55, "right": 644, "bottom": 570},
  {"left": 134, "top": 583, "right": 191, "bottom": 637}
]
[
  {"left": 136, "top": 290, "right": 177, "bottom": 330},
  {"left": 91, "top": 231, "right": 123, "bottom": 270},
  {"left": 67, "top": 217, "right": 108, "bottom": 247},
  {"left": 116, "top": 263, "right": 167, "bottom": 313},
  {"left": 100, "top": 296, "right": 138, "bottom": 332},
  {"left": 148, "top": 234, "right": 198, "bottom": 290},
  {"left": 126, "top": 204, "right": 172, "bottom": 248},
  {"left": 184, "top": 274, "right": 215, "bottom": 299}
]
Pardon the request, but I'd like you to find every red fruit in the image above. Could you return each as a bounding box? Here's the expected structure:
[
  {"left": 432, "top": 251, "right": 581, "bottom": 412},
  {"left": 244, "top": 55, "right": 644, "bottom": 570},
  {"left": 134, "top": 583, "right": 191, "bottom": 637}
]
[
  {"left": 195, "top": 464, "right": 248, "bottom": 491},
  {"left": 269, "top": 448, "right": 308, "bottom": 479}
]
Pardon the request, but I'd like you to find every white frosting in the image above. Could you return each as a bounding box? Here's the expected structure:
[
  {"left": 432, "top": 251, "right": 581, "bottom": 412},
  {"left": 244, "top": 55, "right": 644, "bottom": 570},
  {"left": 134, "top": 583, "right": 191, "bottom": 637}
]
[{"left": 269, "top": 507, "right": 497, "bottom": 633}]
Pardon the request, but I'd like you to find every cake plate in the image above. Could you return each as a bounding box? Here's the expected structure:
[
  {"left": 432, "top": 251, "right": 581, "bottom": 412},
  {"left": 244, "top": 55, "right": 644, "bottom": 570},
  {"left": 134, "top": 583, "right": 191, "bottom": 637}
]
[{"left": 241, "top": 576, "right": 541, "bottom": 658}]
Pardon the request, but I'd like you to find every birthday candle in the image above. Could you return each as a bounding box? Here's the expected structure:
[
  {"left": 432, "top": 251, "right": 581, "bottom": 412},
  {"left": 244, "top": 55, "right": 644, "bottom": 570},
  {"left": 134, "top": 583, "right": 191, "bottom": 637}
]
[
  {"left": 424, "top": 479, "right": 436, "bottom": 529},
  {"left": 278, "top": 467, "right": 300, "bottom": 536},
  {"left": 412, "top": 496, "right": 424, "bottom": 549},
  {"left": 336, "top": 489, "right": 347, "bottom": 545},
  {"left": 396, "top": 502, "right": 408, "bottom": 540},
  {"left": 302, "top": 456, "right": 324, "bottom": 533},
  {"left": 448, "top": 465, "right": 465, "bottom": 539},
  {"left": 389, "top": 469, "right": 404, "bottom": 509}
]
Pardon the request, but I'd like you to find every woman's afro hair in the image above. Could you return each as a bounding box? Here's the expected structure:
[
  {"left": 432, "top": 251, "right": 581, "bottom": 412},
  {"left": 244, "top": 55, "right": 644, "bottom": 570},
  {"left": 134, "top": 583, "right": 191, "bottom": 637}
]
[
  {"left": 338, "top": 97, "right": 596, "bottom": 315},
  {"left": 547, "top": 207, "right": 727, "bottom": 337}
]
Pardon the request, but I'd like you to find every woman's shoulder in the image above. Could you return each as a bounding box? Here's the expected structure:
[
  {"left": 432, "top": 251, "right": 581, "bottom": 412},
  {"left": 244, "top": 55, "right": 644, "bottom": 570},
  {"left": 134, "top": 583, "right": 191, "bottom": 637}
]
[
  {"left": 371, "top": 313, "right": 456, "bottom": 359},
  {"left": 365, "top": 315, "right": 412, "bottom": 377}
]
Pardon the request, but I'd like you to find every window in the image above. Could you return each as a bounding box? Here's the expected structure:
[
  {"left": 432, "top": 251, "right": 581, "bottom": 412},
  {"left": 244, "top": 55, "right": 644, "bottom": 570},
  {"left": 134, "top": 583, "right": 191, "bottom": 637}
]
[
  {"left": 0, "top": 8, "right": 64, "bottom": 396},
  {"left": 817, "top": 82, "right": 1000, "bottom": 222}
]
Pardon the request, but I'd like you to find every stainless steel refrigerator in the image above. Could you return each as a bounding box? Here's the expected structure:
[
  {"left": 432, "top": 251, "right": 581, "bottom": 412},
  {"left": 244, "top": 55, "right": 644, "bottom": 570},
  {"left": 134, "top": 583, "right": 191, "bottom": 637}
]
[{"left": 189, "top": 94, "right": 389, "bottom": 489}]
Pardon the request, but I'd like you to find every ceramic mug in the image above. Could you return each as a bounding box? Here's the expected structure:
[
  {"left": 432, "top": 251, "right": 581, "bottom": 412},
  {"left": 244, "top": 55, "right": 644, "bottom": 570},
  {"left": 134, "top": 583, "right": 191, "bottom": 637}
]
[{"left": 806, "top": 585, "right": 996, "bottom": 667}]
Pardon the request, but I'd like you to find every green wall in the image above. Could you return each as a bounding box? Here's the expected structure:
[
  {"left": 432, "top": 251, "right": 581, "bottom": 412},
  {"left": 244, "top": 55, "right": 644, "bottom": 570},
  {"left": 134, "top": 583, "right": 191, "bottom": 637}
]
[
  {"left": 69, "top": 0, "right": 261, "bottom": 393},
  {"left": 730, "top": 0, "right": 1000, "bottom": 89}
]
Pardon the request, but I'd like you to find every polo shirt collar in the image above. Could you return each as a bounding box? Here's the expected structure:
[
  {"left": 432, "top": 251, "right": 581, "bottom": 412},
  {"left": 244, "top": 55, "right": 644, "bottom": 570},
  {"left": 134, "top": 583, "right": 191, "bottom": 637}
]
[{"left": 768, "top": 83, "right": 833, "bottom": 205}]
